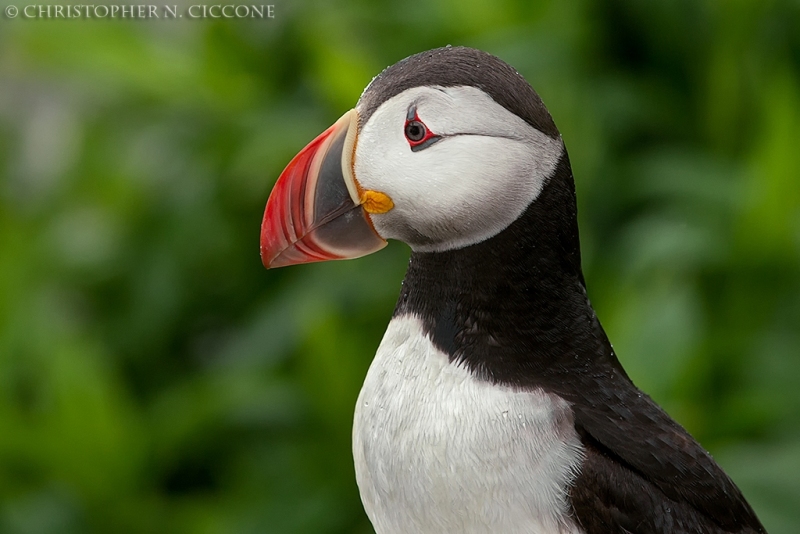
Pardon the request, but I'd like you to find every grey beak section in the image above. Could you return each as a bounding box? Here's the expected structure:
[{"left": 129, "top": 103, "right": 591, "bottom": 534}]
[{"left": 261, "top": 110, "right": 387, "bottom": 268}]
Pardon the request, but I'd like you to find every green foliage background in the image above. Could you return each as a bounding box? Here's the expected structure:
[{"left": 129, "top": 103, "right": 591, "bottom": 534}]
[{"left": 1, "top": 0, "right": 799, "bottom": 532}]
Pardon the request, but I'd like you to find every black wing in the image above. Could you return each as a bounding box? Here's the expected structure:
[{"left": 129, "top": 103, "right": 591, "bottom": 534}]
[{"left": 565, "top": 368, "right": 766, "bottom": 534}]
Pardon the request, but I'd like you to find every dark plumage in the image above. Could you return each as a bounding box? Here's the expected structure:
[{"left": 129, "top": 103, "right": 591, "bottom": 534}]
[{"left": 358, "top": 46, "right": 559, "bottom": 138}]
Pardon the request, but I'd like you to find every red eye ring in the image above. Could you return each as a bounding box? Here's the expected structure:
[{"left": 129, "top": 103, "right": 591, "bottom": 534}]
[{"left": 404, "top": 111, "right": 439, "bottom": 150}]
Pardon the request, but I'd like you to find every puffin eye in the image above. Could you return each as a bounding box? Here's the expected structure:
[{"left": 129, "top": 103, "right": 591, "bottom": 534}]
[
  {"left": 403, "top": 111, "right": 440, "bottom": 151},
  {"left": 405, "top": 121, "right": 426, "bottom": 142}
]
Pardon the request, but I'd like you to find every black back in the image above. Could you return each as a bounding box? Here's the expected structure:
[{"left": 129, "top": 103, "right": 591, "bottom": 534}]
[{"left": 377, "top": 47, "right": 766, "bottom": 533}]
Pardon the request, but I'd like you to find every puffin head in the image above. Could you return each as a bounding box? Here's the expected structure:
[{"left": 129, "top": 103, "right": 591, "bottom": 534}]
[{"left": 261, "top": 46, "right": 567, "bottom": 267}]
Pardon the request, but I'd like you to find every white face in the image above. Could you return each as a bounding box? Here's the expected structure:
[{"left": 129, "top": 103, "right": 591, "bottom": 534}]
[{"left": 354, "top": 85, "right": 564, "bottom": 252}]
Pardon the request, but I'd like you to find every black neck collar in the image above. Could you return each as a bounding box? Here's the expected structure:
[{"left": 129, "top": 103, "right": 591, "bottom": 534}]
[{"left": 393, "top": 153, "right": 626, "bottom": 391}]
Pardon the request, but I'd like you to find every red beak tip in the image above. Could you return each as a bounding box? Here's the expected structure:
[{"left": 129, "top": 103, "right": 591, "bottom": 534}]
[{"left": 259, "top": 109, "right": 385, "bottom": 270}]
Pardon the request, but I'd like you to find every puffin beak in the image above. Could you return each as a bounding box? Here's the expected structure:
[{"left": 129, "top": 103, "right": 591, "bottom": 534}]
[{"left": 261, "top": 109, "right": 392, "bottom": 269}]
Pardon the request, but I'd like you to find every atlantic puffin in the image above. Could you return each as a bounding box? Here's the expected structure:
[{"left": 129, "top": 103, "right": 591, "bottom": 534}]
[{"left": 260, "top": 46, "right": 766, "bottom": 534}]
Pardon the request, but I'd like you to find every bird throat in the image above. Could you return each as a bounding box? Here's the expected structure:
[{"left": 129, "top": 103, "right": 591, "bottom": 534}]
[{"left": 392, "top": 154, "right": 612, "bottom": 390}]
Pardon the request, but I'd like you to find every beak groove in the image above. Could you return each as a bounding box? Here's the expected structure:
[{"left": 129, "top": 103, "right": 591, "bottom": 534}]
[{"left": 260, "top": 110, "right": 388, "bottom": 269}]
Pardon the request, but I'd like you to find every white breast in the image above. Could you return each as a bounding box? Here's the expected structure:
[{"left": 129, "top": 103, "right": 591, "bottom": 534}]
[{"left": 352, "top": 315, "right": 586, "bottom": 534}]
